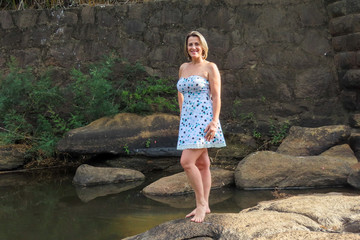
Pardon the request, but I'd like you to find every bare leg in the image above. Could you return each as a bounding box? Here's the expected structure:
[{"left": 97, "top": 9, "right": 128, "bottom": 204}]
[
  {"left": 185, "top": 149, "right": 211, "bottom": 218},
  {"left": 180, "top": 149, "right": 210, "bottom": 223}
]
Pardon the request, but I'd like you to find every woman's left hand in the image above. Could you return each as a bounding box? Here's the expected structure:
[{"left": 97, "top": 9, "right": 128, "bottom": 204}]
[{"left": 204, "top": 121, "right": 218, "bottom": 141}]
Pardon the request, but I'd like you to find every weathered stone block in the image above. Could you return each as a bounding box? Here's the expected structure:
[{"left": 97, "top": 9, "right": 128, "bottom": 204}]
[
  {"left": 37, "top": 11, "right": 48, "bottom": 25},
  {"left": 74, "top": 24, "right": 98, "bottom": 40},
  {"left": 14, "top": 9, "right": 37, "bottom": 29},
  {"left": 204, "top": 7, "right": 232, "bottom": 30},
  {"left": 332, "top": 35, "right": 347, "bottom": 52},
  {"left": 334, "top": 51, "right": 357, "bottom": 69},
  {"left": 297, "top": 3, "right": 326, "bottom": 27},
  {"left": 11, "top": 48, "right": 41, "bottom": 67},
  {"left": 183, "top": 8, "right": 202, "bottom": 27},
  {"left": 354, "top": 14, "right": 360, "bottom": 33},
  {"left": 294, "top": 68, "right": 334, "bottom": 99},
  {"left": 345, "top": 32, "right": 360, "bottom": 51},
  {"left": 124, "top": 19, "right": 146, "bottom": 35},
  {"left": 149, "top": 46, "right": 178, "bottom": 68},
  {"left": 0, "top": 11, "right": 14, "bottom": 29},
  {"left": 47, "top": 43, "right": 76, "bottom": 68},
  {"left": 346, "top": 0, "right": 360, "bottom": 14},
  {"left": 1, "top": 30, "right": 22, "bottom": 49},
  {"left": 329, "top": 15, "right": 353, "bottom": 36},
  {"left": 301, "top": 30, "right": 331, "bottom": 55},
  {"left": 128, "top": 4, "right": 148, "bottom": 19},
  {"left": 340, "top": 89, "right": 359, "bottom": 110},
  {"left": 81, "top": 6, "right": 95, "bottom": 24},
  {"left": 144, "top": 27, "right": 160, "bottom": 44},
  {"left": 96, "top": 8, "right": 117, "bottom": 27},
  {"left": 342, "top": 69, "right": 360, "bottom": 88},
  {"left": 207, "top": 30, "right": 230, "bottom": 56},
  {"left": 63, "top": 11, "right": 78, "bottom": 25},
  {"left": 327, "top": 1, "right": 346, "bottom": 18},
  {"left": 225, "top": 46, "right": 255, "bottom": 69},
  {"left": 121, "top": 39, "right": 149, "bottom": 63},
  {"left": 349, "top": 114, "right": 360, "bottom": 128}
]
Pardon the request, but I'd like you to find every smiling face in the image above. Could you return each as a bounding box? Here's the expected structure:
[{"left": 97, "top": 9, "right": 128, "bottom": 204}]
[{"left": 187, "top": 36, "right": 203, "bottom": 60}]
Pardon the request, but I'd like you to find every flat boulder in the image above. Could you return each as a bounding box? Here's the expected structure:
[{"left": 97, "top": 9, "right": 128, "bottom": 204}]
[
  {"left": 235, "top": 144, "right": 357, "bottom": 189},
  {"left": 72, "top": 164, "right": 145, "bottom": 186},
  {"left": 277, "top": 125, "right": 351, "bottom": 156},
  {"left": 0, "top": 144, "right": 28, "bottom": 170},
  {"left": 124, "top": 193, "right": 360, "bottom": 240},
  {"left": 143, "top": 168, "right": 234, "bottom": 196},
  {"left": 57, "top": 113, "right": 180, "bottom": 156}
]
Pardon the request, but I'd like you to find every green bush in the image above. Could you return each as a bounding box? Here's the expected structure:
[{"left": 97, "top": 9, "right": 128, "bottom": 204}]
[{"left": 0, "top": 55, "right": 177, "bottom": 162}]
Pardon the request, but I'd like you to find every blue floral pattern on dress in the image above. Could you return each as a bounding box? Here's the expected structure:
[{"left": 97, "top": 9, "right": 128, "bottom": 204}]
[{"left": 177, "top": 75, "right": 226, "bottom": 150}]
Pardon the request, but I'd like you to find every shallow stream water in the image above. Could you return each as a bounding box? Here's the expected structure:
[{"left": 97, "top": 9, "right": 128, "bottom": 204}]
[{"left": 0, "top": 168, "right": 358, "bottom": 240}]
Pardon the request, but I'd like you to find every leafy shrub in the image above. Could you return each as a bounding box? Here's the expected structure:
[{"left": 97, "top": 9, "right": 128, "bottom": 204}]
[{"left": 0, "top": 55, "right": 177, "bottom": 163}]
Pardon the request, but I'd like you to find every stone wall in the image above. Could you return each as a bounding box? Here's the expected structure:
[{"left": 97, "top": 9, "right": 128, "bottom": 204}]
[
  {"left": 0, "top": 0, "right": 350, "bottom": 133},
  {"left": 325, "top": 0, "right": 360, "bottom": 129}
]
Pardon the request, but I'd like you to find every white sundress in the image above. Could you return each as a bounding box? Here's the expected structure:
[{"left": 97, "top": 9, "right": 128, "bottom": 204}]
[{"left": 176, "top": 75, "right": 226, "bottom": 150}]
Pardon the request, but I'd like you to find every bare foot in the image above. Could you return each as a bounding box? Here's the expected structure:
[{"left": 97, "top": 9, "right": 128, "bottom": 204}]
[
  {"left": 190, "top": 204, "right": 207, "bottom": 223},
  {"left": 186, "top": 206, "right": 211, "bottom": 218}
]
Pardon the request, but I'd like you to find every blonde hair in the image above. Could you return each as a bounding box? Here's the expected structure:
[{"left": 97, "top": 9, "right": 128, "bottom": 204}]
[{"left": 184, "top": 31, "right": 209, "bottom": 60}]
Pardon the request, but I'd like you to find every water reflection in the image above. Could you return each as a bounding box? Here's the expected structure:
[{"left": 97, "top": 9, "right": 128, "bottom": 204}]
[
  {"left": 144, "top": 188, "right": 233, "bottom": 208},
  {"left": 0, "top": 170, "right": 358, "bottom": 239},
  {"left": 75, "top": 181, "right": 144, "bottom": 202}
]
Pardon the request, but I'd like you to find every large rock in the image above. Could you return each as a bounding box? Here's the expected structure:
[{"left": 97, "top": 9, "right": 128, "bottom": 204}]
[
  {"left": 235, "top": 144, "right": 357, "bottom": 189},
  {"left": 72, "top": 164, "right": 145, "bottom": 186},
  {"left": 57, "top": 113, "right": 180, "bottom": 156},
  {"left": 143, "top": 168, "right": 234, "bottom": 196},
  {"left": 347, "top": 162, "right": 360, "bottom": 189},
  {"left": 124, "top": 193, "right": 360, "bottom": 240},
  {"left": 350, "top": 132, "right": 360, "bottom": 159},
  {"left": 277, "top": 125, "right": 351, "bottom": 156},
  {"left": 0, "top": 144, "right": 28, "bottom": 170}
]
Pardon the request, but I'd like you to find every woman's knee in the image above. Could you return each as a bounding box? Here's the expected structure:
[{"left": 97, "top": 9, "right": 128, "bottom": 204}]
[
  {"left": 196, "top": 155, "right": 210, "bottom": 170},
  {"left": 180, "top": 157, "right": 192, "bottom": 169}
]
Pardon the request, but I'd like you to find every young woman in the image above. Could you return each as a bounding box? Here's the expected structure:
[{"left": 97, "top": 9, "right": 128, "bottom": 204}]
[{"left": 177, "top": 31, "right": 226, "bottom": 223}]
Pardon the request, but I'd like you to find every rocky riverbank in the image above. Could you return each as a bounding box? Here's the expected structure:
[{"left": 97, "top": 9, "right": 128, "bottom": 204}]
[{"left": 124, "top": 193, "right": 360, "bottom": 240}]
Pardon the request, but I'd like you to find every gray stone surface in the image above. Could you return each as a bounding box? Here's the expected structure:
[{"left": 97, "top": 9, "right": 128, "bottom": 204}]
[
  {"left": 0, "top": 1, "right": 350, "bottom": 129},
  {"left": 72, "top": 164, "right": 145, "bottom": 186},
  {"left": 277, "top": 125, "right": 351, "bottom": 156},
  {"left": 57, "top": 113, "right": 179, "bottom": 156},
  {"left": 124, "top": 193, "right": 360, "bottom": 240},
  {"left": 235, "top": 144, "right": 357, "bottom": 189}
]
